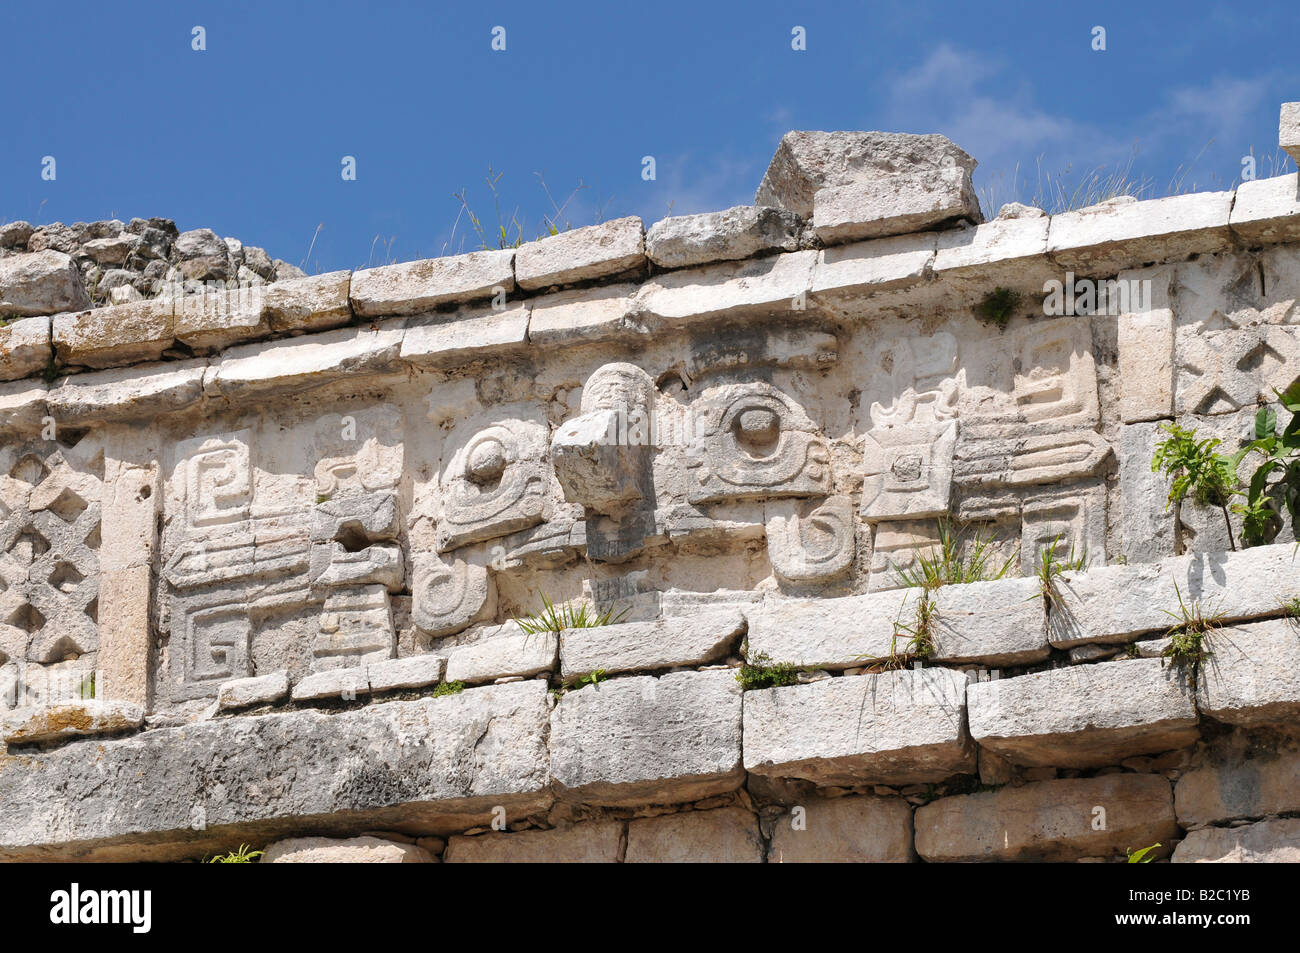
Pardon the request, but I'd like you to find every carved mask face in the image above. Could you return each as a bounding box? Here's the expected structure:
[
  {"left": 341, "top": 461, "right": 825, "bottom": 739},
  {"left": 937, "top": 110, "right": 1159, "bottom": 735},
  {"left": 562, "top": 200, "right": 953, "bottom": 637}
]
[{"left": 580, "top": 364, "right": 653, "bottom": 415}]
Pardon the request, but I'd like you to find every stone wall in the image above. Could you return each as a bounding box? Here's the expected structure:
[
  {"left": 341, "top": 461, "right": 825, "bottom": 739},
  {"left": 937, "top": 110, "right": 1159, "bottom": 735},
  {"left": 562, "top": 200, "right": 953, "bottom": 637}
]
[{"left": 3, "top": 108, "right": 1300, "bottom": 862}]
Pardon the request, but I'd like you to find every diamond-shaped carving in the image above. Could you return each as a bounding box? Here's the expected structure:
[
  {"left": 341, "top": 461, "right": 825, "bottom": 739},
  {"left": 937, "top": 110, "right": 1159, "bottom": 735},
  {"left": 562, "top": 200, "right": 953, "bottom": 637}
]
[
  {"left": 6, "top": 604, "right": 45, "bottom": 634},
  {"left": 48, "top": 562, "right": 85, "bottom": 592},
  {"left": 46, "top": 487, "right": 89, "bottom": 523},
  {"left": 9, "top": 455, "right": 49, "bottom": 488}
]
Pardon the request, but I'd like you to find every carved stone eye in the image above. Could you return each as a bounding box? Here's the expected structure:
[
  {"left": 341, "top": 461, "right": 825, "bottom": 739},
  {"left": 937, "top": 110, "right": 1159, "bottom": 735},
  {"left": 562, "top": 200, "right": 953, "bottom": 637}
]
[
  {"left": 891, "top": 452, "right": 924, "bottom": 482},
  {"left": 735, "top": 407, "right": 780, "bottom": 452},
  {"left": 466, "top": 438, "right": 507, "bottom": 485}
]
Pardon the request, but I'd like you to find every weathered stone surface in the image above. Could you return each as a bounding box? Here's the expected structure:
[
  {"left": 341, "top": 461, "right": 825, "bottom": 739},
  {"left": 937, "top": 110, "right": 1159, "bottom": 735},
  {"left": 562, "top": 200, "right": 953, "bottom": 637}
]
[
  {"left": 350, "top": 250, "right": 515, "bottom": 318},
  {"left": 0, "top": 251, "right": 89, "bottom": 317},
  {"left": 1281, "top": 102, "right": 1300, "bottom": 164},
  {"left": 1197, "top": 620, "right": 1300, "bottom": 727},
  {"left": 968, "top": 658, "right": 1198, "bottom": 768},
  {"left": 559, "top": 610, "right": 744, "bottom": 678},
  {"left": 767, "top": 796, "right": 914, "bottom": 863},
  {"left": 549, "top": 670, "right": 744, "bottom": 806},
  {"left": 1175, "top": 747, "right": 1300, "bottom": 828},
  {"left": 0, "top": 377, "right": 48, "bottom": 430},
  {"left": 810, "top": 232, "right": 936, "bottom": 313},
  {"left": 2, "top": 701, "right": 144, "bottom": 746},
  {"left": 368, "top": 654, "right": 446, "bottom": 693},
  {"left": 645, "top": 206, "right": 800, "bottom": 269},
  {"left": 444, "top": 630, "right": 557, "bottom": 684},
  {"left": 0, "top": 683, "right": 552, "bottom": 859},
  {"left": 173, "top": 228, "right": 227, "bottom": 260},
  {"left": 1229, "top": 173, "right": 1300, "bottom": 245},
  {"left": 1173, "top": 817, "right": 1300, "bottom": 863},
  {"left": 263, "top": 835, "right": 433, "bottom": 863},
  {"left": 915, "top": 775, "right": 1177, "bottom": 862},
  {"left": 931, "top": 576, "right": 1050, "bottom": 665},
  {"left": 625, "top": 807, "right": 763, "bottom": 863},
  {"left": 515, "top": 217, "right": 644, "bottom": 290},
  {"left": 45, "top": 359, "right": 207, "bottom": 423},
  {"left": 1048, "top": 544, "right": 1300, "bottom": 646},
  {"left": 744, "top": 589, "right": 915, "bottom": 670},
  {"left": 217, "top": 671, "right": 289, "bottom": 711},
  {"left": 401, "top": 303, "right": 529, "bottom": 365},
  {"left": 264, "top": 270, "right": 353, "bottom": 333},
  {"left": 1047, "top": 192, "right": 1234, "bottom": 274},
  {"left": 932, "top": 215, "right": 1053, "bottom": 288},
  {"left": 744, "top": 669, "right": 974, "bottom": 785},
  {"left": 813, "top": 164, "right": 979, "bottom": 245},
  {"left": 207, "top": 324, "right": 403, "bottom": 398},
  {"left": 756, "top": 131, "right": 978, "bottom": 221},
  {"left": 527, "top": 283, "right": 641, "bottom": 346},
  {"left": 174, "top": 286, "right": 269, "bottom": 351},
  {"left": 1116, "top": 265, "right": 1175, "bottom": 423},
  {"left": 446, "top": 821, "right": 624, "bottom": 863},
  {"left": 292, "top": 665, "right": 370, "bottom": 701},
  {"left": 0, "top": 314, "right": 50, "bottom": 382},
  {"left": 635, "top": 251, "right": 816, "bottom": 328},
  {"left": 52, "top": 298, "right": 174, "bottom": 368}
]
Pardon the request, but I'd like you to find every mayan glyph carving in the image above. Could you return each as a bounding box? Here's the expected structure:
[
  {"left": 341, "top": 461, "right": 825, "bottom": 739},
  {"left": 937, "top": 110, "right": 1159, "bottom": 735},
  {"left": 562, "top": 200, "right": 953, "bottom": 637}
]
[
  {"left": 869, "top": 332, "right": 960, "bottom": 429},
  {"left": 1176, "top": 326, "right": 1300, "bottom": 415},
  {"left": 861, "top": 420, "right": 957, "bottom": 522},
  {"left": 765, "top": 496, "right": 855, "bottom": 583},
  {"left": 436, "top": 411, "right": 552, "bottom": 552},
  {"left": 411, "top": 552, "right": 492, "bottom": 637},
  {"left": 685, "top": 382, "right": 831, "bottom": 503},
  {"left": 0, "top": 438, "right": 103, "bottom": 665}
]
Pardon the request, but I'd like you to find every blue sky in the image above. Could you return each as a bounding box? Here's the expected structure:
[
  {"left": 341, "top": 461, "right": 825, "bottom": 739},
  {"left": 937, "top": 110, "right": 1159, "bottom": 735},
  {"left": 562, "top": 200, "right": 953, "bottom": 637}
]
[{"left": 2, "top": 0, "right": 1297, "bottom": 274}]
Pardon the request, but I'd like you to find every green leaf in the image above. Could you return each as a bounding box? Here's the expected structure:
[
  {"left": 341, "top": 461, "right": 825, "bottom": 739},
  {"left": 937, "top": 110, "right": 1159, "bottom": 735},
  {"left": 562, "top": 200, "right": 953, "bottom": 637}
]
[
  {"left": 1276, "top": 377, "right": 1300, "bottom": 413},
  {"left": 1126, "top": 843, "right": 1160, "bottom": 863},
  {"left": 1257, "top": 406, "right": 1278, "bottom": 440}
]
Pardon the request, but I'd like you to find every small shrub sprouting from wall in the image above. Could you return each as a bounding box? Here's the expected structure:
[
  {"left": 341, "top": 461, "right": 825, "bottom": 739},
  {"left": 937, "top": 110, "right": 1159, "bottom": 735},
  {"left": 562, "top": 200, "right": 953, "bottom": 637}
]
[
  {"left": 736, "top": 649, "right": 799, "bottom": 691},
  {"left": 1151, "top": 423, "right": 1240, "bottom": 554},
  {"left": 514, "top": 594, "right": 627, "bottom": 635}
]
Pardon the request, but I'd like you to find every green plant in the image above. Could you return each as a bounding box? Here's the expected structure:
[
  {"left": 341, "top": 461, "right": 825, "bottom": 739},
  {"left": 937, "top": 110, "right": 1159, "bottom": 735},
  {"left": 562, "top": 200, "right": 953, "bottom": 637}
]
[
  {"left": 1126, "top": 843, "right": 1161, "bottom": 864},
  {"left": 1034, "top": 533, "right": 1088, "bottom": 610},
  {"left": 566, "top": 669, "right": 606, "bottom": 690},
  {"left": 445, "top": 168, "right": 599, "bottom": 254},
  {"left": 1159, "top": 583, "right": 1222, "bottom": 689},
  {"left": 893, "top": 519, "right": 1015, "bottom": 590},
  {"left": 975, "top": 287, "right": 1022, "bottom": 329},
  {"left": 1230, "top": 385, "right": 1300, "bottom": 546},
  {"left": 513, "top": 593, "right": 626, "bottom": 635},
  {"left": 735, "top": 650, "right": 799, "bottom": 691},
  {"left": 858, "top": 590, "right": 936, "bottom": 672},
  {"left": 432, "top": 680, "right": 466, "bottom": 698},
  {"left": 1281, "top": 596, "right": 1300, "bottom": 626},
  {"left": 1150, "top": 422, "right": 1242, "bottom": 554},
  {"left": 208, "top": 844, "right": 263, "bottom": 863}
]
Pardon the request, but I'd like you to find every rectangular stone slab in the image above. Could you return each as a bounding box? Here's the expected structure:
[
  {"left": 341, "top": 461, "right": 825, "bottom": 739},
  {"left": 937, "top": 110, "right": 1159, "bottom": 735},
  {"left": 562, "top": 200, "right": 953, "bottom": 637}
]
[
  {"left": 0, "top": 681, "right": 551, "bottom": 861},
  {"left": 743, "top": 668, "right": 974, "bottom": 785},
  {"left": 967, "top": 658, "right": 1198, "bottom": 768}
]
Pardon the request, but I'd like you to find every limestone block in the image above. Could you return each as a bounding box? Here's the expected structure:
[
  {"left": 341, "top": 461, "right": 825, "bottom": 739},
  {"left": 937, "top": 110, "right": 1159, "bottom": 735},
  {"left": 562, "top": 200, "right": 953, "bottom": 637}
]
[
  {"left": 764, "top": 496, "right": 855, "bottom": 583},
  {"left": 931, "top": 576, "right": 1050, "bottom": 666},
  {"left": 0, "top": 378, "right": 48, "bottom": 431},
  {"left": 625, "top": 808, "right": 763, "bottom": 863},
  {"left": 2, "top": 701, "right": 144, "bottom": 746},
  {"left": 756, "top": 130, "right": 978, "bottom": 221},
  {"left": 1047, "top": 192, "right": 1234, "bottom": 274},
  {"left": 744, "top": 588, "right": 916, "bottom": 670},
  {"left": 683, "top": 326, "right": 839, "bottom": 377},
  {"left": 1229, "top": 173, "right": 1300, "bottom": 245},
  {"left": 45, "top": 360, "right": 207, "bottom": 424},
  {"left": 634, "top": 250, "right": 816, "bottom": 328},
  {"left": 1281, "top": 102, "right": 1300, "bottom": 163},
  {"left": 444, "top": 629, "right": 558, "bottom": 684},
  {"left": 915, "top": 775, "right": 1177, "bottom": 862},
  {"left": 549, "top": 670, "right": 744, "bottom": 805},
  {"left": 558, "top": 609, "right": 744, "bottom": 678},
  {"left": 410, "top": 553, "right": 493, "bottom": 638},
  {"left": 1048, "top": 544, "right": 1300, "bottom": 646},
  {"left": 860, "top": 420, "right": 956, "bottom": 521},
  {"left": 401, "top": 302, "right": 529, "bottom": 365},
  {"left": 207, "top": 324, "right": 403, "bottom": 399},
  {"left": 350, "top": 249, "right": 515, "bottom": 318},
  {"left": 812, "top": 164, "right": 979, "bottom": 245},
  {"left": 743, "top": 668, "right": 975, "bottom": 785},
  {"left": 52, "top": 298, "right": 175, "bottom": 369},
  {"left": 932, "top": 215, "right": 1053, "bottom": 288},
  {"left": 1196, "top": 620, "right": 1300, "bottom": 726},
  {"left": 312, "top": 585, "right": 395, "bottom": 670},
  {"left": 0, "top": 250, "right": 89, "bottom": 317},
  {"left": 515, "top": 216, "right": 644, "bottom": 290},
  {"left": 0, "top": 315, "right": 51, "bottom": 382},
  {"left": 810, "top": 233, "right": 936, "bottom": 314},
  {"left": 1176, "top": 748, "right": 1300, "bottom": 828},
  {"left": 0, "top": 685, "right": 553, "bottom": 858},
  {"left": 445, "top": 821, "right": 624, "bottom": 862},
  {"left": 174, "top": 285, "right": 269, "bottom": 351},
  {"left": 968, "top": 658, "right": 1198, "bottom": 768},
  {"left": 263, "top": 270, "right": 353, "bottom": 333},
  {"left": 767, "top": 796, "right": 914, "bottom": 863},
  {"left": 1116, "top": 265, "right": 1175, "bottom": 423},
  {"left": 217, "top": 671, "right": 289, "bottom": 710},
  {"left": 1176, "top": 325, "right": 1300, "bottom": 417},
  {"left": 262, "top": 836, "right": 433, "bottom": 863},
  {"left": 367, "top": 655, "right": 447, "bottom": 693},
  {"left": 646, "top": 205, "right": 800, "bottom": 269},
  {"left": 527, "top": 283, "right": 642, "bottom": 346},
  {"left": 292, "top": 665, "right": 370, "bottom": 702},
  {"left": 1173, "top": 817, "right": 1300, "bottom": 863}
]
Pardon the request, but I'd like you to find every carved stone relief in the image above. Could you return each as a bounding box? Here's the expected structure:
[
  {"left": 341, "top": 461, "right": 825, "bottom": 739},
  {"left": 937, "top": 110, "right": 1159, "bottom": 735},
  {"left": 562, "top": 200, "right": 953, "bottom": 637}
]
[{"left": 765, "top": 496, "right": 855, "bottom": 583}]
